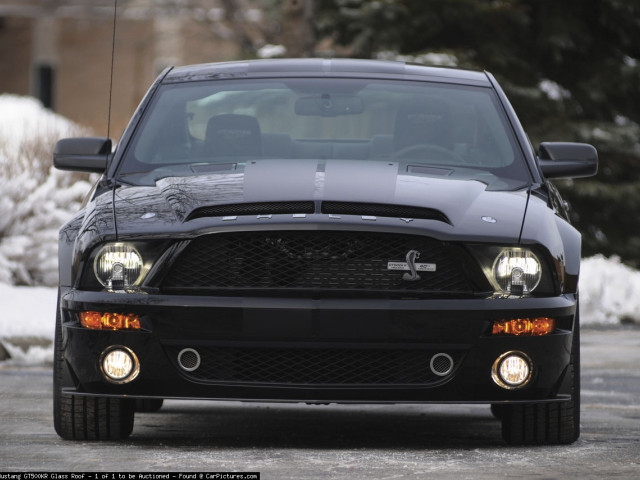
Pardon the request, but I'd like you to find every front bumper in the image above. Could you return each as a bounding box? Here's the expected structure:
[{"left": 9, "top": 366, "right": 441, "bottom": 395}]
[{"left": 59, "top": 289, "right": 577, "bottom": 404}]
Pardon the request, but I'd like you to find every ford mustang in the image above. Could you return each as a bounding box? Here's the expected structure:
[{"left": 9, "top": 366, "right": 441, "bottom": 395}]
[{"left": 52, "top": 58, "right": 597, "bottom": 444}]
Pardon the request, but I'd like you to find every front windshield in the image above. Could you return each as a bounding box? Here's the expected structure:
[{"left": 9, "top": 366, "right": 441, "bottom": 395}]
[{"left": 118, "top": 77, "right": 530, "bottom": 189}]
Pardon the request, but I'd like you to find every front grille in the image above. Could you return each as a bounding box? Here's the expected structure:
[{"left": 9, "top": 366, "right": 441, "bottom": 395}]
[
  {"left": 161, "top": 231, "right": 477, "bottom": 298},
  {"left": 166, "top": 345, "right": 462, "bottom": 385},
  {"left": 187, "top": 201, "right": 315, "bottom": 220},
  {"left": 322, "top": 201, "right": 450, "bottom": 224}
]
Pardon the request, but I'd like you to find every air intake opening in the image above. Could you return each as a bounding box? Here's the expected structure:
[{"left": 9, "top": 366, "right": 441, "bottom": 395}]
[
  {"left": 430, "top": 353, "right": 454, "bottom": 376},
  {"left": 187, "top": 201, "right": 315, "bottom": 220},
  {"left": 321, "top": 201, "right": 450, "bottom": 224},
  {"left": 177, "top": 348, "right": 201, "bottom": 372}
]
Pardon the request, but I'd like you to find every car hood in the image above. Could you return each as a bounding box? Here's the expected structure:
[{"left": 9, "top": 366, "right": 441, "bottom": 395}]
[{"left": 113, "top": 159, "right": 530, "bottom": 242}]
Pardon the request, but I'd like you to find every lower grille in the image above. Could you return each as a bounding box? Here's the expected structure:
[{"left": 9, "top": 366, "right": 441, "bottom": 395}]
[
  {"left": 161, "top": 231, "right": 479, "bottom": 298},
  {"left": 165, "top": 345, "right": 463, "bottom": 386}
]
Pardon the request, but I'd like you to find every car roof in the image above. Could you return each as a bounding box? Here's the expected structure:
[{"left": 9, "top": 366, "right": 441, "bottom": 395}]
[{"left": 163, "top": 58, "right": 491, "bottom": 87}]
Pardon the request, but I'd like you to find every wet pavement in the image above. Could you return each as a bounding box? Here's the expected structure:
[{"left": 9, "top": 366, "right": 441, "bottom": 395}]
[{"left": 1, "top": 328, "right": 639, "bottom": 479}]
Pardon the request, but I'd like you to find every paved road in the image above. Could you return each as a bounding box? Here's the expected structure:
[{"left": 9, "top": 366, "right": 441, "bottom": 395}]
[{"left": 1, "top": 328, "right": 639, "bottom": 479}]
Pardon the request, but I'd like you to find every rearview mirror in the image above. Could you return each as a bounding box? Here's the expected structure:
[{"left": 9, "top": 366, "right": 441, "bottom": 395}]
[
  {"left": 538, "top": 142, "right": 598, "bottom": 179},
  {"left": 53, "top": 137, "right": 113, "bottom": 173}
]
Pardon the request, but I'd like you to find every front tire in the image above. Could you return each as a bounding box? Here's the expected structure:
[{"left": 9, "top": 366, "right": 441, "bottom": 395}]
[
  {"left": 135, "top": 399, "right": 164, "bottom": 413},
  {"left": 500, "top": 313, "right": 580, "bottom": 445},
  {"left": 53, "top": 293, "right": 135, "bottom": 440},
  {"left": 490, "top": 404, "right": 504, "bottom": 420}
]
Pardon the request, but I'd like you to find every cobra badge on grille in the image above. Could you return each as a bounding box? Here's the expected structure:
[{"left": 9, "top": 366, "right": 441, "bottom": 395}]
[{"left": 387, "top": 250, "right": 436, "bottom": 281}]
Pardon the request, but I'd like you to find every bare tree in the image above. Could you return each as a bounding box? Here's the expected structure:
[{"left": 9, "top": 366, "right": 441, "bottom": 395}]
[
  {"left": 280, "top": 0, "right": 315, "bottom": 57},
  {"left": 164, "top": 0, "right": 317, "bottom": 58},
  {"left": 219, "top": 0, "right": 260, "bottom": 56}
]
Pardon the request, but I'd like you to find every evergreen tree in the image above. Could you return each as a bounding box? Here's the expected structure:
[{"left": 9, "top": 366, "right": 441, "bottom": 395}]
[{"left": 318, "top": 0, "right": 640, "bottom": 265}]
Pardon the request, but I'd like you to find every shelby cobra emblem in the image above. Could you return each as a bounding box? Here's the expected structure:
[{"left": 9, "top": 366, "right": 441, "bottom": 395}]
[{"left": 386, "top": 250, "right": 436, "bottom": 281}]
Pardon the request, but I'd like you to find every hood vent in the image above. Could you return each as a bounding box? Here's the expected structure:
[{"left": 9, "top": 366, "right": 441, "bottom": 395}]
[
  {"left": 187, "top": 201, "right": 315, "bottom": 220},
  {"left": 321, "top": 201, "right": 450, "bottom": 224},
  {"left": 186, "top": 200, "right": 449, "bottom": 224}
]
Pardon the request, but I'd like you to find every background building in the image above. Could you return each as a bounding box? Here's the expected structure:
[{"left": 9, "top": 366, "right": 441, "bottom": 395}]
[{"left": 0, "top": 0, "right": 250, "bottom": 135}]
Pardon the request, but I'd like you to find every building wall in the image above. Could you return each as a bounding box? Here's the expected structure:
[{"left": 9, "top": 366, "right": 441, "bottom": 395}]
[
  {"left": 179, "top": 18, "right": 240, "bottom": 68},
  {"left": 0, "top": 1, "right": 242, "bottom": 136},
  {"left": 0, "top": 15, "right": 33, "bottom": 97},
  {"left": 57, "top": 15, "right": 157, "bottom": 136}
]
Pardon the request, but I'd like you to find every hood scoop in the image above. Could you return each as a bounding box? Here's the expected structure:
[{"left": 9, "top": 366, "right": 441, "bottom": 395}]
[
  {"left": 187, "top": 201, "right": 315, "bottom": 221},
  {"left": 186, "top": 200, "right": 449, "bottom": 224},
  {"left": 322, "top": 201, "right": 451, "bottom": 224}
]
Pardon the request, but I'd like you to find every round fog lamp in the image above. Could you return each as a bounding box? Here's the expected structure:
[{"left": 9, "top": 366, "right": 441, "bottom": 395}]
[
  {"left": 101, "top": 347, "right": 140, "bottom": 384},
  {"left": 492, "top": 351, "right": 532, "bottom": 390}
]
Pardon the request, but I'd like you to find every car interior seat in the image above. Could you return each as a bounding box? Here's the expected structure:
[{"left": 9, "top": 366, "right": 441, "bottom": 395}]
[
  {"left": 393, "top": 98, "right": 454, "bottom": 153},
  {"left": 205, "top": 114, "right": 263, "bottom": 157}
]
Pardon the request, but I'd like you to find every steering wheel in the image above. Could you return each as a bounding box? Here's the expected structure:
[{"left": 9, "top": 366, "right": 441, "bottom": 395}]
[{"left": 393, "top": 143, "right": 464, "bottom": 163}]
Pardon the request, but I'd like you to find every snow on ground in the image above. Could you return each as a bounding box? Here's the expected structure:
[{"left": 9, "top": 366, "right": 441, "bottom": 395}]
[{"left": 0, "top": 283, "right": 57, "bottom": 364}]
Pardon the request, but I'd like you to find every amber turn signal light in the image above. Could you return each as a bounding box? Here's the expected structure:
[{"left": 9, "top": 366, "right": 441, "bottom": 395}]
[
  {"left": 80, "top": 311, "right": 140, "bottom": 330},
  {"left": 492, "top": 317, "right": 555, "bottom": 336}
]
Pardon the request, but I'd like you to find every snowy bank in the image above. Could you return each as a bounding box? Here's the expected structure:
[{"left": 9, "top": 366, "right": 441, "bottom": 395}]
[
  {"left": 0, "top": 94, "right": 93, "bottom": 286},
  {"left": 0, "top": 283, "right": 57, "bottom": 364},
  {"left": 579, "top": 255, "right": 640, "bottom": 325}
]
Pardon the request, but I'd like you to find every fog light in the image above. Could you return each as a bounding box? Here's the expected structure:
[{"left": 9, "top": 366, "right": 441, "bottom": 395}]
[
  {"left": 492, "top": 351, "right": 532, "bottom": 390},
  {"left": 101, "top": 347, "right": 140, "bottom": 384}
]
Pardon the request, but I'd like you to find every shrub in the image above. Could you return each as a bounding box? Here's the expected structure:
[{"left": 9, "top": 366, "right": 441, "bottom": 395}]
[{"left": 0, "top": 94, "right": 94, "bottom": 286}]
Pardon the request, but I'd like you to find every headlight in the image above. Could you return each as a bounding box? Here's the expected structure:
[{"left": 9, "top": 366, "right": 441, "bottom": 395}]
[
  {"left": 492, "top": 248, "right": 542, "bottom": 295},
  {"left": 94, "top": 243, "right": 144, "bottom": 289},
  {"left": 80, "top": 241, "right": 166, "bottom": 292}
]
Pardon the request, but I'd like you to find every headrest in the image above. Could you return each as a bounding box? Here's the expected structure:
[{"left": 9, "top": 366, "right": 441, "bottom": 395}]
[
  {"left": 205, "top": 114, "right": 262, "bottom": 157},
  {"left": 394, "top": 98, "right": 452, "bottom": 151}
]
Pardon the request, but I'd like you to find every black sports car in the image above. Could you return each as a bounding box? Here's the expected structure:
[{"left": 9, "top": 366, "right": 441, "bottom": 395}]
[{"left": 53, "top": 58, "right": 597, "bottom": 444}]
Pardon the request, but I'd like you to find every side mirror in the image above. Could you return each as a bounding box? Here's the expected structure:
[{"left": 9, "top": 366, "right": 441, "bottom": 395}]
[
  {"left": 53, "top": 137, "right": 113, "bottom": 173},
  {"left": 538, "top": 142, "right": 598, "bottom": 179}
]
